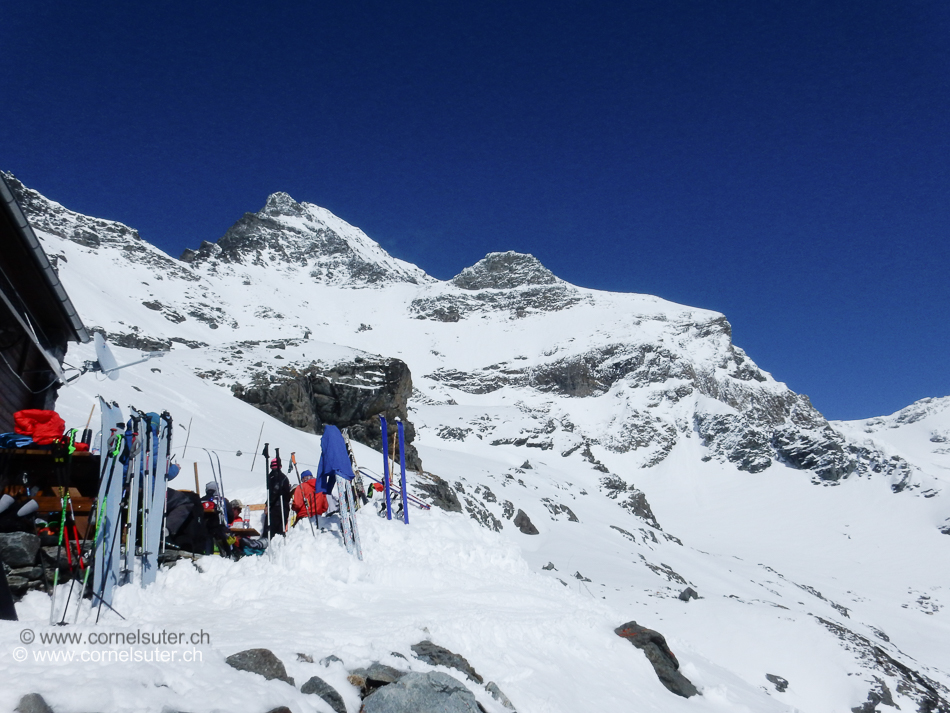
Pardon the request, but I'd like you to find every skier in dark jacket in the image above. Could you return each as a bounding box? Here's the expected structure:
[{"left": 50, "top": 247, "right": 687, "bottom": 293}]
[
  {"left": 265, "top": 459, "right": 291, "bottom": 538},
  {"left": 165, "top": 489, "right": 213, "bottom": 555},
  {"left": 198, "top": 481, "right": 235, "bottom": 556}
]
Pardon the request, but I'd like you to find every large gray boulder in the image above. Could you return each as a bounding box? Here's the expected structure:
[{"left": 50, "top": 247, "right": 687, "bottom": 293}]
[
  {"left": 0, "top": 533, "right": 41, "bottom": 568},
  {"left": 615, "top": 621, "right": 698, "bottom": 698},
  {"left": 15, "top": 694, "right": 54, "bottom": 713},
  {"left": 225, "top": 648, "right": 294, "bottom": 686},
  {"left": 360, "top": 671, "right": 482, "bottom": 713}
]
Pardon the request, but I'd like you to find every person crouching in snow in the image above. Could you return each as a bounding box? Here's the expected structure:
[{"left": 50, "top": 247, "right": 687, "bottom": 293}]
[
  {"left": 291, "top": 471, "right": 328, "bottom": 528},
  {"left": 229, "top": 499, "right": 246, "bottom": 529}
]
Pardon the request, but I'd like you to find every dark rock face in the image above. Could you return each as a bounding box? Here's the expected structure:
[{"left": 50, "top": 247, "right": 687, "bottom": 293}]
[
  {"left": 451, "top": 251, "right": 559, "bottom": 290},
  {"left": 600, "top": 477, "right": 662, "bottom": 529},
  {"left": 235, "top": 356, "right": 422, "bottom": 470},
  {"left": 765, "top": 673, "right": 788, "bottom": 692},
  {"left": 615, "top": 621, "right": 699, "bottom": 698},
  {"left": 225, "top": 648, "right": 294, "bottom": 686},
  {"left": 696, "top": 409, "right": 858, "bottom": 481},
  {"left": 0, "top": 532, "right": 40, "bottom": 568},
  {"left": 460, "top": 493, "right": 503, "bottom": 532},
  {"left": 410, "top": 640, "right": 484, "bottom": 684},
  {"left": 360, "top": 671, "right": 483, "bottom": 713},
  {"left": 773, "top": 426, "right": 855, "bottom": 481},
  {"left": 513, "top": 510, "right": 539, "bottom": 535},
  {"left": 414, "top": 473, "right": 462, "bottom": 513},
  {"left": 300, "top": 675, "right": 347, "bottom": 713}
]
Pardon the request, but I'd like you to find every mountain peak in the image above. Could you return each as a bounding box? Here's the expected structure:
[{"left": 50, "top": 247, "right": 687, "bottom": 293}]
[
  {"left": 451, "top": 251, "right": 559, "bottom": 290},
  {"left": 261, "top": 191, "right": 304, "bottom": 217},
  {"left": 181, "top": 194, "right": 432, "bottom": 286}
]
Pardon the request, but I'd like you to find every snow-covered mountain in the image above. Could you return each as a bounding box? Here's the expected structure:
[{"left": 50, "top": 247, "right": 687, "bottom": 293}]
[{"left": 4, "top": 173, "right": 949, "bottom": 713}]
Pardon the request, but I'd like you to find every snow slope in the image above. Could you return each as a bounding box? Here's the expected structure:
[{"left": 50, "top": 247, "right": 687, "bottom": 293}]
[{"left": 2, "top": 176, "right": 949, "bottom": 712}]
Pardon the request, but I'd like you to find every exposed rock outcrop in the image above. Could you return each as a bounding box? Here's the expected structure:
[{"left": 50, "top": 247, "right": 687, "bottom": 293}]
[
  {"left": 615, "top": 621, "right": 699, "bottom": 698},
  {"left": 234, "top": 355, "right": 422, "bottom": 470},
  {"left": 451, "top": 251, "right": 559, "bottom": 290}
]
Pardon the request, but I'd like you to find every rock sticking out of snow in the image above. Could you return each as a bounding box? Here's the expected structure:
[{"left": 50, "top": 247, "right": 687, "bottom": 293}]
[
  {"left": 678, "top": 587, "right": 698, "bottom": 602},
  {"left": 614, "top": 621, "right": 699, "bottom": 699},
  {"left": 486, "top": 681, "right": 517, "bottom": 710},
  {"left": 300, "top": 675, "right": 347, "bottom": 713},
  {"left": 225, "top": 648, "right": 295, "bottom": 686},
  {"left": 410, "top": 640, "right": 484, "bottom": 684},
  {"left": 513, "top": 509, "right": 538, "bottom": 535},
  {"left": 14, "top": 694, "right": 53, "bottom": 713},
  {"left": 765, "top": 673, "right": 789, "bottom": 692}
]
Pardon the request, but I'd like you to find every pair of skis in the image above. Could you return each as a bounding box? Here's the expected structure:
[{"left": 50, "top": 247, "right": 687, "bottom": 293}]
[
  {"left": 337, "top": 430, "right": 363, "bottom": 561},
  {"left": 378, "top": 416, "right": 411, "bottom": 524}
]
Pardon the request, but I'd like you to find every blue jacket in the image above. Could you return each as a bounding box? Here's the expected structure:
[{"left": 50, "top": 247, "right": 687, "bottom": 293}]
[{"left": 316, "top": 425, "right": 355, "bottom": 495}]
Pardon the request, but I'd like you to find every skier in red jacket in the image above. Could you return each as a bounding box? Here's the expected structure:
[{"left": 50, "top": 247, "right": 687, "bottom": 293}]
[{"left": 291, "top": 471, "right": 328, "bottom": 528}]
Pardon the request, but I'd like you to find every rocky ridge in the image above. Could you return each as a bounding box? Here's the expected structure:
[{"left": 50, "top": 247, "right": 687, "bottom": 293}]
[
  {"left": 181, "top": 191, "right": 431, "bottom": 286},
  {"left": 9, "top": 172, "right": 942, "bottom": 499}
]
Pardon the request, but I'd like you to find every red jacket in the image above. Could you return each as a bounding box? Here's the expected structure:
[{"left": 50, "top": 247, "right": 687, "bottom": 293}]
[
  {"left": 14, "top": 410, "right": 65, "bottom": 445},
  {"left": 292, "top": 479, "right": 328, "bottom": 518}
]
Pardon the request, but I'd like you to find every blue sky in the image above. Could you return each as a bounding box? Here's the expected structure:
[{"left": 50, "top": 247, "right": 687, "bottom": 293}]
[{"left": 4, "top": 1, "right": 948, "bottom": 420}]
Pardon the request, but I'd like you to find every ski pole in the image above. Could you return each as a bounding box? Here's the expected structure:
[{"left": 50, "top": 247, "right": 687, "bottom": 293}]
[
  {"left": 290, "top": 452, "right": 316, "bottom": 536},
  {"left": 81, "top": 403, "right": 96, "bottom": 444},
  {"left": 49, "top": 486, "right": 68, "bottom": 625},
  {"left": 397, "top": 419, "right": 409, "bottom": 525},
  {"left": 380, "top": 416, "right": 392, "bottom": 520},
  {"left": 262, "top": 443, "right": 270, "bottom": 541},
  {"left": 75, "top": 494, "right": 106, "bottom": 624},
  {"left": 251, "top": 422, "right": 264, "bottom": 472},
  {"left": 181, "top": 417, "right": 193, "bottom": 460}
]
